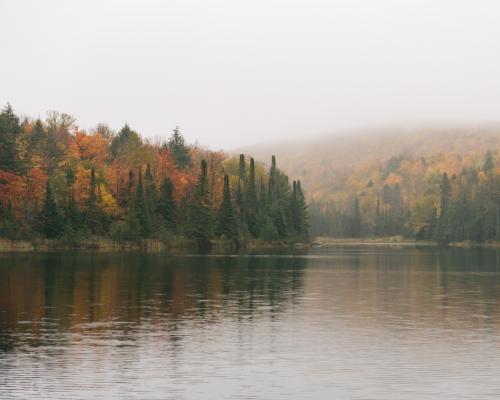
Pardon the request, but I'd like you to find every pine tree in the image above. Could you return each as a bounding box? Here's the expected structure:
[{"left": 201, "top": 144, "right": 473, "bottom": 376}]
[
  {"left": 187, "top": 160, "right": 212, "bottom": 248},
  {"left": 245, "top": 157, "right": 259, "bottom": 236},
  {"left": 135, "top": 169, "right": 152, "bottom": 237},
  {"left": 216, "top": 175, "right": 238, "bottom": 239},
  {"left": 65, "top": 192, "right": 82, "bottom": 231},
  {"left": 158, "top": 177, "right": 177, "bottom": 230},
  {"left": 239, "top": 154, "right": 246, "bottom": 180},
  {"left": 435, "top": 172, "right": 453, "bottom": 243},
  {"left": 39, "top": 181, "right": 63, "bottom": 238},
  {"left": 296, "top": 180, "right": 309, "bottom": 236},
  {"left": 168, "top": 126, "right": 191, "bottom": 169},
  {"left": 86, "top": 167, "right": 104, "bottom": 234},
  {"left": 111, "top": 124, "right": 142, "bottom": 160},
  {"left": 440, "top": 172, "right": 451, "bottom": 216},
  {"left": 483, "top": 151, "right": 494, "bottom": 173},
  {"left": 29, "top": 119, "right": 47, "bottom": 156},
  {"left": 0, "top": 201, "right": 20, "bottom": 239},
  {"left": 236, "top": 179, "right": 244, "bottom": 215},
  {"left": 351, "top": 196, "right": 361, "bottom": 237},
  {"left": 0, "top": 103, "right": 22, "bottom": 171},
  {"left": 145, "top": 163, "right": 158, "bottom": 227}
]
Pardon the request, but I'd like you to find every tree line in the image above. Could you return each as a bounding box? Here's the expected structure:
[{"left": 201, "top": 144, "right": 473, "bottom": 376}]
[
  {"left": 0, "top": 104, "right": 308, "bottom": 248},
  {"left": 310, "top": 151, "right": 500, "bottom": 243}
]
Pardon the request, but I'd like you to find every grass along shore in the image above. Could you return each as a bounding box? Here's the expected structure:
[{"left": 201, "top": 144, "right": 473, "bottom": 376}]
[{"left": 0, "top": 237, "right": 301, "bottom": 253}]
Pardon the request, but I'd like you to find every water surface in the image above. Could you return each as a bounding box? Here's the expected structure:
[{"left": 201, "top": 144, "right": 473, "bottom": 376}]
[{"left": 1, "top": 246, "right": 500, "bottom": 399}]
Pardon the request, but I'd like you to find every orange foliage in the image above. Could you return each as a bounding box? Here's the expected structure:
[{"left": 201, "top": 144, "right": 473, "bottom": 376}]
[
  {"left": 69, "top": 131, "right": 109, "bottom": 163},
  {"left": 156, "top": 149, "right": 198, "bottom": 202},
  {"left": 0, "top": 171, "right": 25, "bottom": 214}
]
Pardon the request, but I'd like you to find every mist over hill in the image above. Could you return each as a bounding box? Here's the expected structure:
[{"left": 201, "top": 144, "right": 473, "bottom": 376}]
[{"left": 237, "top": 124, "right": 500, "bottom": 203}]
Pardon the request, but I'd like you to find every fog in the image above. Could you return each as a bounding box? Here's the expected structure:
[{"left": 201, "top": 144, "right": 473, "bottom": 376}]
[{"left": 1, "top": 0, "right": 500, "bottom": 149}]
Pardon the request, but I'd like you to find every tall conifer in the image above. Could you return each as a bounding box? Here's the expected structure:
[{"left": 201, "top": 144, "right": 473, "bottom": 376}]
[{"left": 216, "top": 175, "right": 238, "bottom": 239}]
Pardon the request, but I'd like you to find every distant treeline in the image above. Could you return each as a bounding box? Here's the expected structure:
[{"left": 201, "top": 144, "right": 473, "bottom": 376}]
[
  {"left": 0, "top": 104, "right": 308, "bottom": 248},
  {"left": 310, "top": 152, "right": 500, "bottom": 243}
]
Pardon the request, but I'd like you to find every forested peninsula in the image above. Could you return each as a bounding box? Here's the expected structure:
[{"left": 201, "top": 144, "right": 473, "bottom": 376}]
[{"left": 0, "top": 105, "right": 309, "bottom": 251}]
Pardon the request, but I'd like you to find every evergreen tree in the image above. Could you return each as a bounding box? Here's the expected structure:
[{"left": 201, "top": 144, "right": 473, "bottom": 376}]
[
  {"left": 289, "top": 181, "right": 300, "bottom": 233},
  {"left": 374, "top": 198, "right": 381, "bottom": 236},
  {"left": 86, "top": 167, "right": 104, "bottom": 234},
  {"left": 66, "top": 192, "right": 81, "bottom": 228},
  {"left": 236, "top": 179, "right": 244, "bottom": 215},
  {"left": 351, "top": 196, "right": 361, "bottom": 237},
  {"left": 245, "top": 157, "right": 259, "bottom": 236},
  {"left": 239, "top": 154, "right": 246, "bottom": 180},
  {"left": 0, "top": 103, "right": 22, "bottom": 171},
  {"left": 158, "top": 177, "right": 177, "bottom": 230},
  {"left": 39, "top": 181, "right": 63, "bottom": 238},
  {"left": 145, "top": 163, "right": 158, "bottom": 227},
  {"left": 296, "top": 180, "right": 309, "bottom": 236},
  {"left": 111, "top": 124, "right": 142, "bottom": 160},
  {"left": 435, "top": 172, "right": 452, "bottom": 243},
  {"left": 135, "top": 169, "right": 152, "bottom": 237},
  {"left": 168, "top": 126, "right": 191, "bottom": 169},
  {"left": 187, "top": 160, "right": 212, "bottom": 248},
  {"left": 216, "top": 175, "right": 238, "bottom": 239},
  {"left": 0, "top": 201, "right": 20, "bottom": 239},
  {"left": 440, "top": 172, "right": 451, "bottom": 216},
  {"left": 483, "top": 151, "right": 494, "bottom": 173}
]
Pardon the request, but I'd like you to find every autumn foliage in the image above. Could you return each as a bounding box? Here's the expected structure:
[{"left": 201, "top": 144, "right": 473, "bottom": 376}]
[{"left": 0, "top": 104, "right": 308, "bottom": 245}]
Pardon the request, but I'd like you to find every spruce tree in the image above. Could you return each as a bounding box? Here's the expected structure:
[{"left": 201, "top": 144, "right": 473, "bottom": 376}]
[
  {"left": 168, "top": 126, "right": 191, "bottom": 169},
  {"left": 39, "top": 180, "right": 63, "bottom": 238},
  {"left": 0, "top": 201, "right": 20, "bottom": 239},
  {"left": 374, "top": 198, "right": 381, "bottom": 236},
  {"left": 440, "top": 172, "right": 451, "bottom": 216},
  {"left": 86, "top": 167, "right": 103, "bottom": 234},
  {"left": 435, "top": 172, "right": 453, "bottom": 243},
  {"left": 245, "top": 157, "right": 259, "bottom": 236},
  {"left": 187, "top": 160, "right": 212, "bottom": 248},
  {"left": 145, "top": 163, "right": 158, "bottom": 227},
  {"left": 483, "top": 151, "right": 494, "bottom": 173},
  {"left": 351, "top": 196, "right": 361, "bottom": 237},
  {"left": 236, "top": 179, "right": 244, "bottom": 216},
  {"left": 239, "top": 154, "right": 246, "bottom": 180},
  {"left": 135, "top": 169, "right": 152, "bottom": 237},
  {"left": 216, "top": 175, "right": 238, "bottom": 239},
  {"left": 296, "top": 180, "right": 309, "bottom": 236},
  {"left": 65, "top": 192, "right": 83, "bottom": 233},
  {"left": 289, "top": 181, "right": 300, "bottom": 233},
  {"left": 158, "top": 177, "right": 177, "bottom": 230},
  {"left": 110, "top": 124, "right": 142, "bottom": 160},
  {"left": 0, "top": 103, "right": 22, "bottom": 171}
]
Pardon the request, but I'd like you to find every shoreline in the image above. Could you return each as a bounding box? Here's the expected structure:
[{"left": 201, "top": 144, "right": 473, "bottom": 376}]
[
  {"left": 314, "top": 237, "right": 500, "bottom": 249},
  {"left": 0, "top": 237, "right": 298, "bottom": 253},
  {"left": 1, "top": 237, "right": 500, "bottom": 253}
]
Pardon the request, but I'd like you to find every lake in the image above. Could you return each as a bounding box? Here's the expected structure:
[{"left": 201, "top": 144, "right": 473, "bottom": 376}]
[{"left": 1, "top": 246, "right": 500, "bottom": 399}]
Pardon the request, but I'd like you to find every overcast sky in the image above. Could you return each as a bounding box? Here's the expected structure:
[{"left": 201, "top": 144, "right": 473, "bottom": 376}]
[{"left": 1, "top": 0, "right": 500, "bottom": 149}]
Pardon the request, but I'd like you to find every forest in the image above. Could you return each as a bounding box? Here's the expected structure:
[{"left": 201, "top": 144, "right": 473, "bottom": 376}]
[
  {"left": 241, "top": 126, "right": 500, "bottom": 244},
  {"left": 310, "top": 152, "right": 500, "bottom": 243},
  {"left": 0, "top": 104, "right": 308, "bottom": 248}
]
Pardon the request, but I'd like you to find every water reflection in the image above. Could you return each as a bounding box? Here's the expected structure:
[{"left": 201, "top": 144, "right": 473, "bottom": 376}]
[
  {"left": 0, "top": 253, "right": 306, "bottom": 352},
  {"left": 2, "top": 247, "right": 500, "bottom": 399}
]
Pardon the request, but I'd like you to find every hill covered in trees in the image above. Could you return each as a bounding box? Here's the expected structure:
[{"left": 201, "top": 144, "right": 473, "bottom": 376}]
[
  {"left": 0, "top": 104, "right": 308, "bottom": 249},
  {"left": 240, "top": 125, "right": 500, "bottom": 243}
]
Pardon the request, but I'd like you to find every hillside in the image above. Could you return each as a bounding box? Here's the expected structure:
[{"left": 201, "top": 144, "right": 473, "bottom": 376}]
[
  {"left": 239, "top": 124, "right": 500, "bottom": 241},
  {"left": 238, "top": 124, "right": 500, "bottom": 202}
]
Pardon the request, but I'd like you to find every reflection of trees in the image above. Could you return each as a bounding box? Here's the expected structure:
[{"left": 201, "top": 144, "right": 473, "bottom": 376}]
[
  {"left": 0, "top": 253, "right": 306, "bottom": 350},
  {"left": 305, "top": 246, "right": 500, "bottom": 331},
  {"left": 4, "top": 247, "right": 500, "bottom": 353}
]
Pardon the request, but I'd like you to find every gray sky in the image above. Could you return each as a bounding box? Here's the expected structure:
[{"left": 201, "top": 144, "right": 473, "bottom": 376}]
[{"left": 1, "top": 0, "right": 500, "bottom": 149}]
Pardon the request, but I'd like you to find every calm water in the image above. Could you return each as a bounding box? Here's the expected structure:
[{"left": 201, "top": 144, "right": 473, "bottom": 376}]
[{"left": 1, "top": 246, "right": 500, "bottom": 399}]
